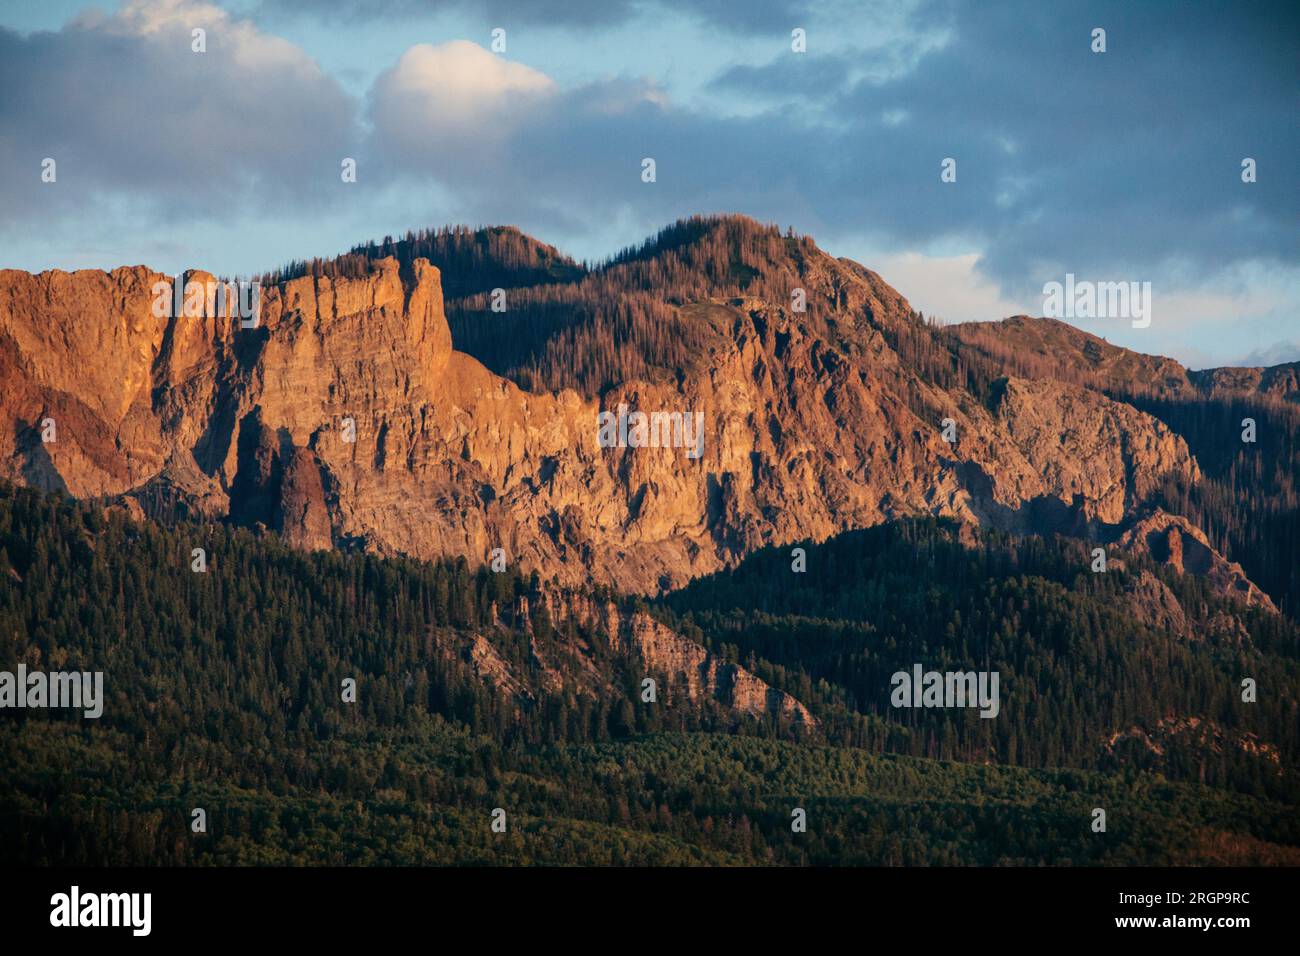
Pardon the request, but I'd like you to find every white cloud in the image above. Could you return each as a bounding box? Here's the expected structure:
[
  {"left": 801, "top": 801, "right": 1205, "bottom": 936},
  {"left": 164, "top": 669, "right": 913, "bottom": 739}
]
[
  {"left": 380, "top": 40, "right": 553, "bottom": 114},
  {"left": 370, "top": 40, "right": 554, "bottom": 146},
  {"left": 868, "top": 251, "right": 1028, "bottom": 324}
]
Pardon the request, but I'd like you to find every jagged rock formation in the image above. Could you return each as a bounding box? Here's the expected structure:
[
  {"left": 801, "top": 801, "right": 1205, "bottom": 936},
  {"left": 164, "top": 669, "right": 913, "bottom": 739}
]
[
  {"left": 0, "top": 216, "right": 1273, "bottom": 602},
  {"left": 570, "top": 594, "right": 815, "bottom": 727},
  {"left": 1104, "top": 716, "right": 1282, "bottom": 766},
  {"left": 1118, "top": 510, "right": 1278, "bottom": 613},
  {"left": 953, "top": 376, "right": 1198, "bottom": 530},
  {"left": 1124, "top": 570, "right": 1190, "bottom": 636},
  {"left": 447, "top": 591, "right": 815, "bottom": 728}
]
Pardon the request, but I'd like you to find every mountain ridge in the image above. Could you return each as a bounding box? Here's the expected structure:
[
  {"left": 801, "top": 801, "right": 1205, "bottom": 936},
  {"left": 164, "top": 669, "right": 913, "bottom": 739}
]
[{"left": 0, "top": 215, "right": 1287, "bottom": 607}]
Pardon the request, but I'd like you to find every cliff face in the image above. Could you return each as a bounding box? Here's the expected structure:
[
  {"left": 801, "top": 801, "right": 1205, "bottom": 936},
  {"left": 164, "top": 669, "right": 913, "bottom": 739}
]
[
  {"left": 1119, "top": 511, "right": 1279, "bottom": 613},
  {"left": 1190, "top": 362, "right": 1300, "bottom": 403},
  {"left": 0, "top": 227, "right": 1232, "bottom": 598},
  {"left": 952, "top": 376, "right": 1199, "bottom": 530},
  {"left": 576, "top": 595, "right": 815, "bottom": 727},
  {"left": 436, "top": 589, "right": 814, "bottom": 728}
]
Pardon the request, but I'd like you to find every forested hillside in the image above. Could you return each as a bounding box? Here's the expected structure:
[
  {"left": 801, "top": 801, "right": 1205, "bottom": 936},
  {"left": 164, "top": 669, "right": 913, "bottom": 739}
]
[
  {"left": 661, "top": 519, "right": 1300, "bottom": 801},
  {"left": 258, "top": 223, "right": 586, "bottom": 301},
  {"left": 1136, "top": 395, "right": 1300, "bottom": 619},
  {"left": 256, "top": 215, "right": 901, "bottom": 397},
  {"left": 2, "top": 484, "right": 1296, "bottom": 865}
]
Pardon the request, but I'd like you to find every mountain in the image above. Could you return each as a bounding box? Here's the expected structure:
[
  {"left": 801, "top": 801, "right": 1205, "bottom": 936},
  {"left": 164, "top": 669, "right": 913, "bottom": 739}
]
[
  {"left": 946, "top": 312, "right": 1300, "bottom": 617},
  {"left": 951, "top": 315, "right": 1300, "bottom": 404},
  {"left": 6, "top": 214, "right": 1286, "bottom": 610},
  {"left": 3, "top": 217, "right": 1298, "bottom": 867}
]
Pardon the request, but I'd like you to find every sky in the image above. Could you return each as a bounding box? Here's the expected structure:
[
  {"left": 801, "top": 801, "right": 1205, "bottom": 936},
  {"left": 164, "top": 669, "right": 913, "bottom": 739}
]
[{"left": 0, "top": 0, "right": 1296, "bottom": 368}]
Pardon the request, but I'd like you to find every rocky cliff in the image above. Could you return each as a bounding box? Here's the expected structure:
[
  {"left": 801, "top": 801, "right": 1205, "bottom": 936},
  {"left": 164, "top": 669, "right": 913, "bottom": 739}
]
[
  {"left": 0, "top": 218, "right": 1261, "bottom": 603},
  {"left": 1119, "top": 510, "right": 1279, "bottom": 614},
  {"left": 454, "top": 590, "right": 816, "bottom": 728}
]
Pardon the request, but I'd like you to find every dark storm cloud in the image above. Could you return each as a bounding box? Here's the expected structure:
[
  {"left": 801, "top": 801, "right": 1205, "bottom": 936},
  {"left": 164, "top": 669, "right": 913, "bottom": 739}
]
[
  {"left": 710, "top": 0, "right": 1300, "bottom": 291},
  {"left": 358, "top": 0, "right": 1298, "bottom": 300}
]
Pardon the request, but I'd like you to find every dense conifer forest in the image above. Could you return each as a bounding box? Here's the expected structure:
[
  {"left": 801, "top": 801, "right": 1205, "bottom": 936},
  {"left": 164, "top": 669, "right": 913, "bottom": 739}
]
[
  {"left": 2, "top": 484, "right": 1296, "bottom": 865},
  {"left": 661, "top": 520, "right": 1300, "bottom": 800}
]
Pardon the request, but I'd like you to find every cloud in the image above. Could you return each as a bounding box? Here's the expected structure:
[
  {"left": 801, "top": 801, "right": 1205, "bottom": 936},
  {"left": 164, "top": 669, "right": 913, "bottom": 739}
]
[
  {"left": 866, "top": 252, "right": 1027, "bottom": 323},
  {"left": 369, "top": 40, "right": 554, "bottom": 162},
  {"left": 381, "top": 40, "right": 553, "bottom": 110},
  {"left": 2, "top": 0, "right": 1295, "bottom": 366},
  {"left": 361, "top": 0, "right": 1300, "bottom": 314},
  {"left": 1234, "top": 341, "right": 1300, "bottom": 368},
  {"left": 261, "top": 0, "right": 815, "bottom": 34},
  {"left": 709, "top": 0, "right": 1300, "bottom": 295},
  {"left": 0, "top": 0, "right": 357, "bottom": 227}
]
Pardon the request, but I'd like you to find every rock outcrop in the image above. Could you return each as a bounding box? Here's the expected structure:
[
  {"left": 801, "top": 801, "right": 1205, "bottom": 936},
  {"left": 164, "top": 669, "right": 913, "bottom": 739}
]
[
  {"left": 446, "top": 591, "right": 815, "bottom": 728},
  {"left": 1104, "top": 716, "right": 1282, "bottom": 766},
  {"left": 953, "top": 376, "right": 1199, "bottom": 530},
  {"left": 1124, "top": 570, "right": 1189, "bottom": 636},
  {"left": 1119, "top": 510, "right": 1278, "bottom": 613},
  {"left": 0, "top": 224, "right": 1248, "bottom": 598},
  {"left": 579, "top": 596, "right": 815, "bottom": 727}
]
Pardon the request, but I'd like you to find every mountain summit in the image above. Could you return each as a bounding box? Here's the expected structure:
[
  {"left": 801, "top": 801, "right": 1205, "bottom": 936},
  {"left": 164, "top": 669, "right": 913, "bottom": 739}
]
[{"left": 0, "top": 216, "right": 1289, "bottom": 605}]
